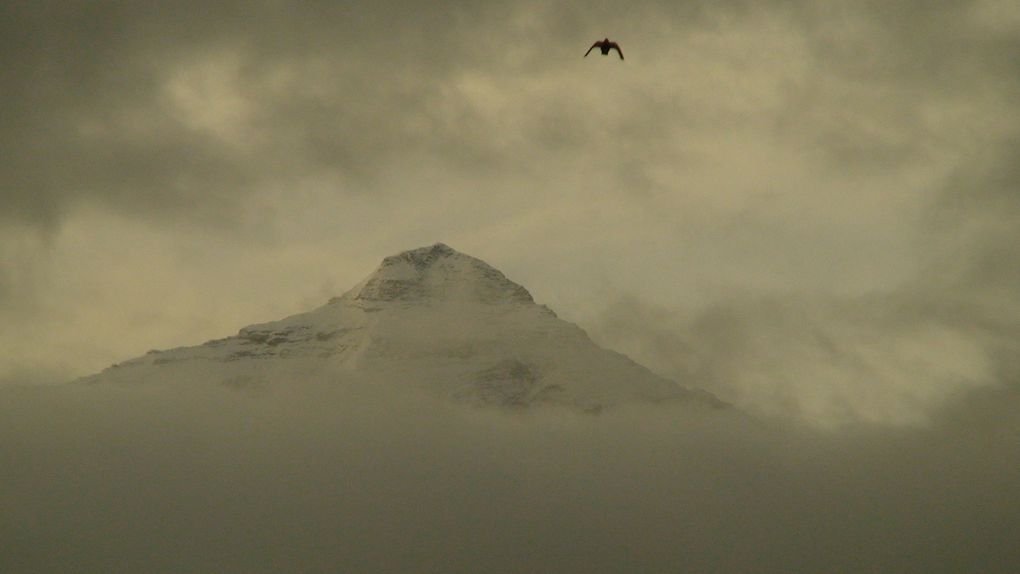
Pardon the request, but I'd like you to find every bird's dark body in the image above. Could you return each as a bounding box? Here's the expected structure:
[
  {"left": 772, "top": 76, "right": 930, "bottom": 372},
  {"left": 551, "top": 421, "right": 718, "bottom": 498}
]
[{"left": 584, "top": 38, "right": 624, "bottom": 60}]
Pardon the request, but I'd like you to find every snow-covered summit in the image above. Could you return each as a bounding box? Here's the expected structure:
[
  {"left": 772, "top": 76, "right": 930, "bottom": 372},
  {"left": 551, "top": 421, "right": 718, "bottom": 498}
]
[
  {"left": 341, "top": 243, "right": 534, "bottom": 305},
  {"left": 80, "top": 244, "right": 726, "bottom": 412}
]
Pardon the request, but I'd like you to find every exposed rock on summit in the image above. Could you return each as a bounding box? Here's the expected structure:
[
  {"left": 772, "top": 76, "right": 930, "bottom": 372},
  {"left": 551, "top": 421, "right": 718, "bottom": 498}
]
[{"left": 344, "top": 243, "right": 535, "bottom": 305}]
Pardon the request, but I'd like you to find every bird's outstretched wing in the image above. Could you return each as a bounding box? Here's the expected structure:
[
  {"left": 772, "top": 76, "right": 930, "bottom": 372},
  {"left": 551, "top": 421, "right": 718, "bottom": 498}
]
[
  {"left": 584, "top": 42, "right": 598, "bottom": 57},
  {"left": 609, "top": 42, "right": 624, "bottom": 60}
]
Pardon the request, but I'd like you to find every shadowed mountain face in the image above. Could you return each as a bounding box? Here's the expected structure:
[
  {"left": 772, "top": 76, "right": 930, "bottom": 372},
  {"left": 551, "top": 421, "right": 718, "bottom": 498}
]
[{"left": 80, "top": 244, "right": 725, "bottom": 411}]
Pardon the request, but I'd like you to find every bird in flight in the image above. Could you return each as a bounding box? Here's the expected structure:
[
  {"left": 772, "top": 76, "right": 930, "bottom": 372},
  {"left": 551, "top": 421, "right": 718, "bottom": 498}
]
[{"left": 584, "top": 38, "right": 624, "bottom": 60}]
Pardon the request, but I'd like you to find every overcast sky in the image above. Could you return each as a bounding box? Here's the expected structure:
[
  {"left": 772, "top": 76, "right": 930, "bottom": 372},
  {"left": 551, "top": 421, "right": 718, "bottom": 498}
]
[
  {"left": 4, "top": 3, "right": 1020, "bottom": 572},
  {"left": 3, "top": 0, "right": 1020, "bottom": 426}
]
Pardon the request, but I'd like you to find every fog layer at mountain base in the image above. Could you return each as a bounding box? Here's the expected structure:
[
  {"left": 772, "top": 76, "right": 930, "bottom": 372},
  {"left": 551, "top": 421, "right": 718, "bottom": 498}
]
[{"left": 3, "top": 379, "right": 1018, "bottom": 574}]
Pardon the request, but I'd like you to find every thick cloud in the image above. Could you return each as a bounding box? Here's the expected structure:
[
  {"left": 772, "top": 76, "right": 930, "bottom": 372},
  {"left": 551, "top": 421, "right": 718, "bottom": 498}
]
[
  {"left": 2, "top": 380, "right": 1018, "bottom": 573},
  {"left": 6, "top": 0, "right": 1014, "bottom": 229}
]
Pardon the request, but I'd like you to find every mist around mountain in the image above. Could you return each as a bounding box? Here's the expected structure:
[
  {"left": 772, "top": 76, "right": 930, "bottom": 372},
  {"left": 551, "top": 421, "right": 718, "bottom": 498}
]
[
  {"left": 2, "top": 245, "right": 1019, "bottom": 573},
  {"left": 78, "top": 243, "right": 726, "bottom": 413},
  {"left": 4, "top": 375, "right": 1019, "bottom": 573}
]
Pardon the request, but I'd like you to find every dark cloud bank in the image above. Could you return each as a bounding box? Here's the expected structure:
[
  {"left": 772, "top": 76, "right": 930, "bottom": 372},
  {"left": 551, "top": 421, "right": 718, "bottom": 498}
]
[
  {"left": 2, "top": 377, "right": 1019, "bottom": 574},
  {"left": 9, "top": 0, "right": 1013, "bottom": 232}
]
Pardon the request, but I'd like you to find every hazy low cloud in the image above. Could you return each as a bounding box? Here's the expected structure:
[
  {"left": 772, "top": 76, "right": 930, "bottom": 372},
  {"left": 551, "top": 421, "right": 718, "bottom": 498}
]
[
  {"left": 2, "top": 379, "right": 1018, "bottom": 573},
  {"left": 584, "top": 123, "right": 1020, "bottom": 427},
  {"left": 591, "top": 291, "right": 1013, "bottom": 426}
]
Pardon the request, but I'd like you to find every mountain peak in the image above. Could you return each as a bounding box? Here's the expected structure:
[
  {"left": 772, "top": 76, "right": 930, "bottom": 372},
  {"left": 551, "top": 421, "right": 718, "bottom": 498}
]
[
  {"left": 387, "top": 242, "right": 458, "bottom": 268},
  {"left": 343, "top": 243, "right": 534, "bottom": 305},
  {"left": 79, "top": 241, "right": 729, "bottom": 412}
]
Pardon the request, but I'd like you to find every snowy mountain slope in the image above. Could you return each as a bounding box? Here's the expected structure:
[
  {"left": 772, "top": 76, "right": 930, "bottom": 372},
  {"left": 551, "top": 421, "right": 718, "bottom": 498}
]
[{"left": 80, "top": 243, "right": 726, "bottom": 411}]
